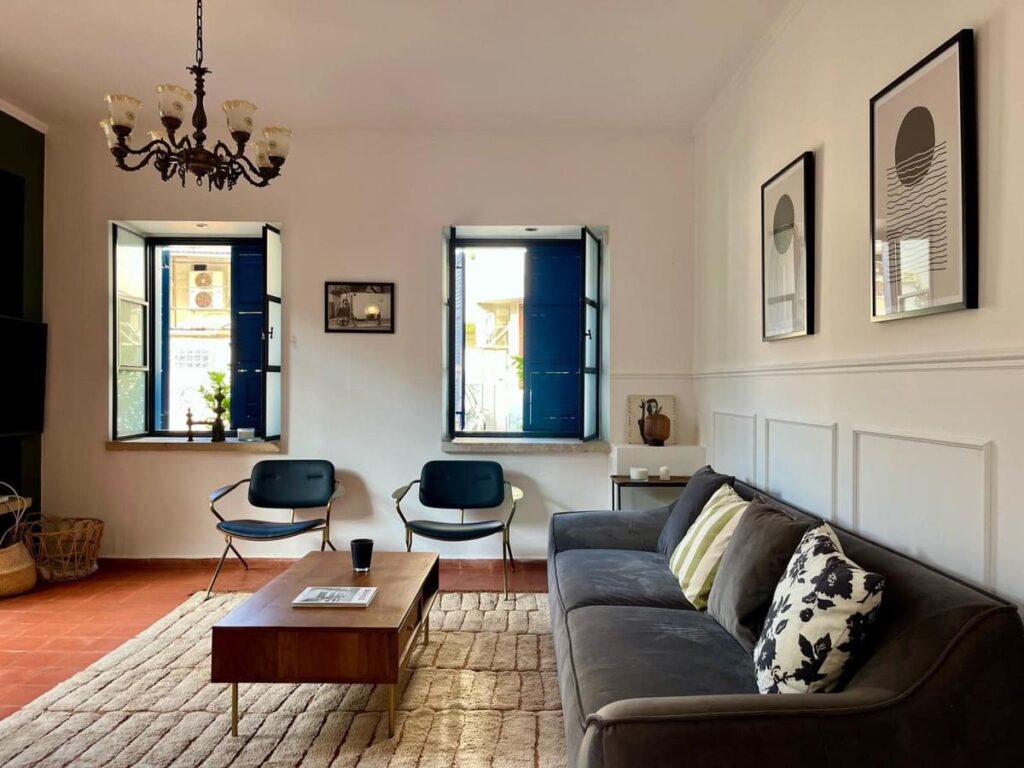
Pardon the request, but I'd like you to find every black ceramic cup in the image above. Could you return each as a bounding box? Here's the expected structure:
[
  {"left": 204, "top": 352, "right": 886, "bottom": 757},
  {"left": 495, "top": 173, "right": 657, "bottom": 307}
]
[{"left": 351, "top": 538, "right": 374, "bottom": 572}]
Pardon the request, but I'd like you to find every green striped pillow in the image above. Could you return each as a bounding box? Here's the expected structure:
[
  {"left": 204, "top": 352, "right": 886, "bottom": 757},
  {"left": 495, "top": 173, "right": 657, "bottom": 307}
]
[{"left": 668, "top": 483, "right": 749, "bottom": 610}]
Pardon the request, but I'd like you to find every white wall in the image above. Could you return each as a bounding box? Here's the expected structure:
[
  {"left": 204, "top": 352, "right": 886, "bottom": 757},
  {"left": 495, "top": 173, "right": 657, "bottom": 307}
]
[
  {"left": 692, "top": 0, "right": 1024, "bottom": 602},
  {"left": 41, "top": 127, "right": 694, "bottom": 559}
]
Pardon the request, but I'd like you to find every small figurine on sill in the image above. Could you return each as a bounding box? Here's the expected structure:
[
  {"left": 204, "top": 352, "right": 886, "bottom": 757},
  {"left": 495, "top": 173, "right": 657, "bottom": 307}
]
[{"left": 185, "top": 388, "right": 227, "bottom": 443}]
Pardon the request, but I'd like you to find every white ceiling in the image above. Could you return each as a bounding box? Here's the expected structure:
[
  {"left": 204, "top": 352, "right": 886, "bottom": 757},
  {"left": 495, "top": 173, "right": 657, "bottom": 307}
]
[{"left": 0, "top": 0, "right": 790, "bottom": 132}]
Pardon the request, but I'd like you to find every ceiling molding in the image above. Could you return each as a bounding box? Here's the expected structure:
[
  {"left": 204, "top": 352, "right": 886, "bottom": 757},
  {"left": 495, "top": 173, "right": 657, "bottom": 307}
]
[
  {"left": 690, "top": 0, "right": 810, "bottom": 139},
  {"left": 0, "top": 96, "right": 48, "bottom": 134}
]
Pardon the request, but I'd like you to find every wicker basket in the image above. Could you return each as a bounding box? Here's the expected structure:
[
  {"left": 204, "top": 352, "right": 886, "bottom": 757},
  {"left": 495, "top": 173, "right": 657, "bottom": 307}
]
[
  {"left": 0, "top": 542, "right": 37, "bottom": 597},
  {"left": 24, "top": 517, "right": 105, "bottom": 582}
]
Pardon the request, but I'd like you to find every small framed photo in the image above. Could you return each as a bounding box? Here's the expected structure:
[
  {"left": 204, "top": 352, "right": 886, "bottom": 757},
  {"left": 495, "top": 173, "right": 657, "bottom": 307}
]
[
  {"left": 325, "top": 282, "right": 395, "bottom": 333},
  {"left": 762, "top": 151, "right": 815, "bottom": 341},
  {"left": 870, "top": 29, "right": 977, "bottom": 321}
]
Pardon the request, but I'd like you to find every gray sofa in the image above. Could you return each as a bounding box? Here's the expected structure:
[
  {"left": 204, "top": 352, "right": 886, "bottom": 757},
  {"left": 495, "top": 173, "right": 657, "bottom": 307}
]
[{"left": 548, "top": 480, "right": 1024, "bottom": 767}]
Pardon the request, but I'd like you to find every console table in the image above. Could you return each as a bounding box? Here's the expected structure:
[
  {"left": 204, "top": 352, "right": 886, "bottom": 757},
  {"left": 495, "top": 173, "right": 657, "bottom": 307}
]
[{"left": 609, "top": 476, "right": 689, "bottom": 510}]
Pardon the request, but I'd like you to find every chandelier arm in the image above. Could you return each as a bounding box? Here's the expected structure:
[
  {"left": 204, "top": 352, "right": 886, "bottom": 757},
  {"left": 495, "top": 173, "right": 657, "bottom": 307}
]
[
  {"left": 117, "top": 137, "right": 174, "bottom": 157},
  {"left": 170, "top": 132, "right": 192, "bottom": 152},
  {"left": 212, "top": 139, "right": 238, "bottom": 162},
  {"left": 115, "top": 145, "right": 170, "bottom": 173},
  {"left": 232, "top": 157, "right": 272, "bottom": 188}
]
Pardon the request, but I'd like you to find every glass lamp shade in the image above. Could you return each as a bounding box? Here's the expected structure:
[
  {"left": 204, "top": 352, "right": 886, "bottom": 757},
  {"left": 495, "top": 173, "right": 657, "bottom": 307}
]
[
  {"left": 263, "top": 127, "right": 292, "bottom": 160},
  {"left": 252, "top": 140, "right": 273, "bottom": 169},
  {"left": 156, "top": 84, "right": 192, "bottom": 125},
  {"left": 105, "top": 94, "right": 142, "bottom": 131},
  {"left": 222, "top": 100, "right": 257, "bottom": 141},
  {"left": 99, "top": 119, "right": 118, "bottom": 148}
]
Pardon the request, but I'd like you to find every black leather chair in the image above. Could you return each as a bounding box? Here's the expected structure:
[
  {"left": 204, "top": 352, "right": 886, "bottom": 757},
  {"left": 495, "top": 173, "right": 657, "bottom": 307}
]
[
  {"left": 206, "top": 459, "right": 342, "bottom": 598},
  {"left": 393, "top": 460, "right": 523, "bottom": 595}
]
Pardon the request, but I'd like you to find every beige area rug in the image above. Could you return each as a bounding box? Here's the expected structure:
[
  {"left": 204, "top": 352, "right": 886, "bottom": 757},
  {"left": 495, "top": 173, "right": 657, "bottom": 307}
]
[{"left": 0, "top": 592, "right": 566, "bottom": 767}]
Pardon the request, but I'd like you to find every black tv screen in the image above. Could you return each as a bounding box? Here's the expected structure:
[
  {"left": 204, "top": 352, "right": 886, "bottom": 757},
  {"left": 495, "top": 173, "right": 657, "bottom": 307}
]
[{"left": 0, "top": 316, "right": 47, "bottom": 435}]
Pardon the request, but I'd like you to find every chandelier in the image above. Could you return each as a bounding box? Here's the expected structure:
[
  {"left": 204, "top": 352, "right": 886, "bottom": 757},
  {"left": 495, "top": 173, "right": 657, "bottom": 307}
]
[{"left": 99, "top": 0, "right": 291, "bottom": 190}]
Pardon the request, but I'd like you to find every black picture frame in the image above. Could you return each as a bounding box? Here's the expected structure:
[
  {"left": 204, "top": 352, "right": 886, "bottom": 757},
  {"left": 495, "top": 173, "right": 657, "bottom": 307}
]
[
  {"left": 761, "top": 151, "right": 815, "bottom": 341},
  {"left": 324, "top": 281, "right": 395, "bottom": 333},
  {"left": 869, "top": 29, "right": 977, "bottom": 322}
]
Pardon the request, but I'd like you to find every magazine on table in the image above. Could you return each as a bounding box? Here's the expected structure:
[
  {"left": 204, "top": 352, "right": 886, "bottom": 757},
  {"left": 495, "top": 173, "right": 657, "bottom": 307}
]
[{"left": 292, "top": 586, "right": 377, "bottom": 608}]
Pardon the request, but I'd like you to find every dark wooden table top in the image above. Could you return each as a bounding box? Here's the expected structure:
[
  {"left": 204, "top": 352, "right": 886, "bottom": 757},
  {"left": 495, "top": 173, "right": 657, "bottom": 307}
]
[{"left": 213, "top": 551, "right": 439, "bottom": 632}]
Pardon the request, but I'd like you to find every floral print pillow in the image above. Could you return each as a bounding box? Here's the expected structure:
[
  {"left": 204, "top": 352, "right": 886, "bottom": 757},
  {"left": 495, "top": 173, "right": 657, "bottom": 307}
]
[{"left": 754, "top": 522, "right": 885, "bottom": 694}]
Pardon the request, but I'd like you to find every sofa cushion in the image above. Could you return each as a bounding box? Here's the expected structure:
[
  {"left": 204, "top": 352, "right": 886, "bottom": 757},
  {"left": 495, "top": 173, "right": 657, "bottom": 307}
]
[
  {"left": 657, "top": 465, "right": 734, "bottom": 556},
  {"left": 567, "top": 605, "right": 757, "bottom": 719},
  {"left": 668, "top": 484, "right": 749, "bottom": 610},
  {"left": 708, "top": 498, "right": 812, "bottom": 652},
  {"left": 554, "top": 549, "right": 693, "bottom": 613},
  {"left": 755, "top": 523, "right": 885, "bottom": 694}
]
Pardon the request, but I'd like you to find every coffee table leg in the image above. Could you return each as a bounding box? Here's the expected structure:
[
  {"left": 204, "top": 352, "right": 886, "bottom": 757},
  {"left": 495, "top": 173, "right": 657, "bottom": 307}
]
[
  {"left": 388, "top": 684, "right": 396, "bottom": 737},
  {"left": 231, "top": 683, "right": 239, "bottom": 737}
]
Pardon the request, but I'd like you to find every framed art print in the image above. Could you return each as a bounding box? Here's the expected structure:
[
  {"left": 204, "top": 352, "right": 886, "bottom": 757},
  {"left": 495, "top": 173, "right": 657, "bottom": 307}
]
[
  {"left": 870, "top": 29, "right": 977, "bottom": 322},
  {"left": 762, "top": 151, "right": 814, "bottom": 341},
  {"left": 324, "top": 282, "right": 395, "bottom": 333}
]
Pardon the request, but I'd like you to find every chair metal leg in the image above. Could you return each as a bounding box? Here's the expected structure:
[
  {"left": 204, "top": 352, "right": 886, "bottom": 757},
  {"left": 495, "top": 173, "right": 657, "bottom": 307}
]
[
  {"left": 326, "top": 540, "right": 337, "bottom": 551},
  {"left": 230, "top": 682, "right": 239, "bottom": 737},
  {"left": 505, "top": 533, "right": 516, "bottom": 573},
  {"left": 405, "top": 527, "right": 413, "bottom": 552},
  {"left": 206, "top": 539, "right": 232, "bottom": 600},
  {"left": 501, "top": 534, "right": 509, "bottom": 598},
  {"left": 228, "top": 543, "right": 249, "bottom": 570}
]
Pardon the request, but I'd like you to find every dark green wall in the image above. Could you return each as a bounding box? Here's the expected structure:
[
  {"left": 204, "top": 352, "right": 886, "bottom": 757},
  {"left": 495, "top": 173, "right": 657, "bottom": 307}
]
[{"left": 0, "top": 108, "right": 45, "bottom": 514}]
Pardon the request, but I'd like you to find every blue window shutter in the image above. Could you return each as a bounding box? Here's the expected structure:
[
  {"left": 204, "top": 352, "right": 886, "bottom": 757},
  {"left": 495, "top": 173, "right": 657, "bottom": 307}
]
[
  {"left": 231, "top": 244, "right": 264, "bottom": 429},
  {"left": 523, "top": 241, "right": 582, "bottom": 435}
]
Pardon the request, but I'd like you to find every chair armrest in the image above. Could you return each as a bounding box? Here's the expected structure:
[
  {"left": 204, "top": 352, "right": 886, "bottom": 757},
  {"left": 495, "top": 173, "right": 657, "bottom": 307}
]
[
  {"left": 509, "top": 484, "right": 524, "bottom": 502},
  {"left": 209, "top": 479, "right": 249, "bottom": 504},
  {"left": 329, "top": 480, "right": 346, "bottom": 504},
  {"left": 323, "top": 480, "right": 345, "bottom": 522},
  {"left": 392, "top": 481, "right": 417, "bottom": 501},
  {"left": 548, "top": 504, "right": 672, "bottom": 554}
]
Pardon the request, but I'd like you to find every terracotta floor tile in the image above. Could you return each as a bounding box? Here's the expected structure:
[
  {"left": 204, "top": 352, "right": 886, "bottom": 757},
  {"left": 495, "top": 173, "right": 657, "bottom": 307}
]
[
  {"left": 2, "top": 684, "right": 53, "bottom": 706},
  {"left": 0, "top": 556, "right": 547, "bottom": 721}
]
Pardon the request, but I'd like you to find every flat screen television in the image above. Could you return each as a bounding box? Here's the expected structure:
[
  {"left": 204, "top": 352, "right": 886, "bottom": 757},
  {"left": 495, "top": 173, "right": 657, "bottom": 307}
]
[{"left": 0, "top": 316, "right": 47, "bottom": 436}]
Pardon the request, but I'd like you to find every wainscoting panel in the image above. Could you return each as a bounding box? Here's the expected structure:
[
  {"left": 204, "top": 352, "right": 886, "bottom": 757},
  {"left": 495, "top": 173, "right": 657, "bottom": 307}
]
[
  {"left": 764, "top": 418, "right": 837, "bottom": 520},
  {"left": 852, "top": 427, "right": 992, "bottom": 587},
  {"left": 712, "top": 411, "right": 756, "bottom": 484}
]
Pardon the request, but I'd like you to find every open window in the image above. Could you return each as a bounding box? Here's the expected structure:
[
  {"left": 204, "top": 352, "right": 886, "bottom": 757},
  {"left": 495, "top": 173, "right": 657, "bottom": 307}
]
[
  {"left": 446, "top": 226, "right": 602, "bottom": 440},
  {"left": 111, "top": 222, "right": 283, "bottom": 441}
]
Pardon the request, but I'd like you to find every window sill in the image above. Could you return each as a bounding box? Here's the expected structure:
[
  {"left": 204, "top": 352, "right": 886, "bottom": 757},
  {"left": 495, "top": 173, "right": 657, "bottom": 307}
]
[
  {"left": 105, "top": 437, "right": 281, "bottom": 453},
  {"left": 441, "top": 438, "right": 610, "bottom": 455}
]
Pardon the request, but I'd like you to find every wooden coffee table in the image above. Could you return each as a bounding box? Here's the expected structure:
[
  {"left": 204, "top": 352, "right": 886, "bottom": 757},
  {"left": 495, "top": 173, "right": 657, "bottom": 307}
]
[{"left": 211, "top": 550, "right": 439, "bottom": 737}]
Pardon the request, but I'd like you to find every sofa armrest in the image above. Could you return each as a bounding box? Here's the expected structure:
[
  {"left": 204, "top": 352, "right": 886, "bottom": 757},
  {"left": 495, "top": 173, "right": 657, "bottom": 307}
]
[
  {"left": 583, "top": 689, "right": 896, "bottom": 767},
  {"left": 549, "top": 504, "right": 672, "bottom": 554}
]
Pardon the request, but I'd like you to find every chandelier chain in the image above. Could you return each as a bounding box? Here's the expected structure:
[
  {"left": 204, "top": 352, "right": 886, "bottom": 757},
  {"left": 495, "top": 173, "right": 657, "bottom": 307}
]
[{"left": 195, "top": 0, "right": 204, "bottom": 67}]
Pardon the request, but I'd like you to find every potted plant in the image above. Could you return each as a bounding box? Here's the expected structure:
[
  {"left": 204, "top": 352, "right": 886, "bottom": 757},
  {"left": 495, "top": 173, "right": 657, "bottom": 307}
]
[{"left": 0, "top": 484, "right": 36, "bottom": 598}]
